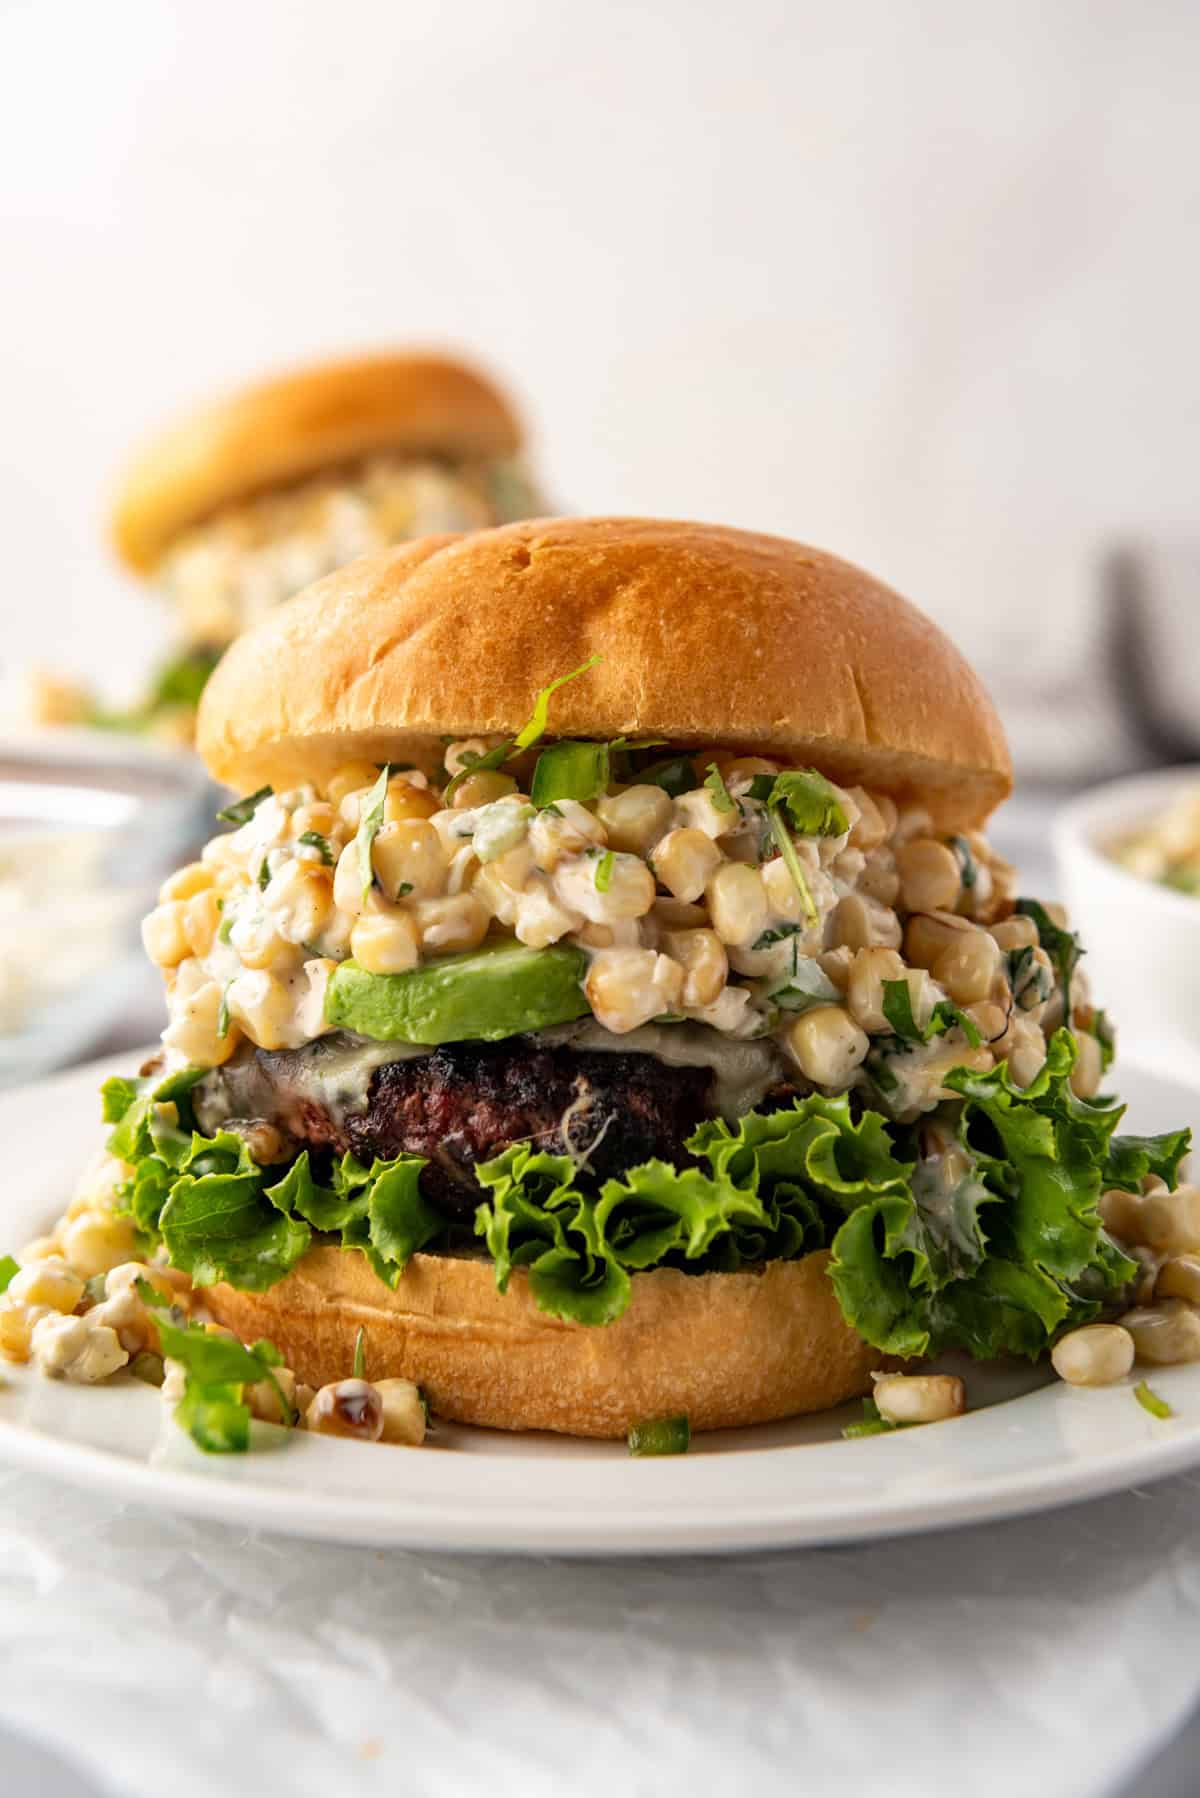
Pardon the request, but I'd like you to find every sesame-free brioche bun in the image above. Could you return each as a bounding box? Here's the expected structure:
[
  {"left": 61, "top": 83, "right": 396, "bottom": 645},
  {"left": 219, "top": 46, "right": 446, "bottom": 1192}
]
[
  {"left": 203, "top": 1245, "right": 881, "bottom": 1437},
  {"left": 198, "top": 517, "right": 1012, "bottom": 827},
  {"left": 111, "top": 350, "right": 524, "bottom": 574}
]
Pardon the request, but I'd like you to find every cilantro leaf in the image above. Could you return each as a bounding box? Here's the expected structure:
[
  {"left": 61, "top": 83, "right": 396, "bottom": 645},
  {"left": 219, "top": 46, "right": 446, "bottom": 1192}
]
[
  {"left": 881, "top": 979, "right": 982, "bottom": 1047},
  {"left": 1016, "top": 897, "right": 1083, "bottom": 1014},
  {"left": 444, "top": 657, "right": 602, "bottom": 800},
  {"left": 217, "top": 786, "right": 272, "bottom": 826},
  {"left": 297, "top": 830, "right": 335, "bottom": 865},
  {"left": 703, "top": 763, "right": 736, "bottom": 815},
  {"left": 355, "top": 764, "right": 391, "bottom": 907}
]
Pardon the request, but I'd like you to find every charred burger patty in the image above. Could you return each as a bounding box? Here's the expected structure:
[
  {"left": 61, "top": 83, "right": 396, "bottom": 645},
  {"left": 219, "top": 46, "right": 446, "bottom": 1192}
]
[{"left": 195, "top": 1036, "right": 720, "bottom": 1221}]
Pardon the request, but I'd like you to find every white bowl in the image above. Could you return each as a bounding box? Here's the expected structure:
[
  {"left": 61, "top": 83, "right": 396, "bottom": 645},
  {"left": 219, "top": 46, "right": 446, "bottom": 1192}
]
[{"left": 1053, "top": 765, "right": 1200, "bottom": 1086}]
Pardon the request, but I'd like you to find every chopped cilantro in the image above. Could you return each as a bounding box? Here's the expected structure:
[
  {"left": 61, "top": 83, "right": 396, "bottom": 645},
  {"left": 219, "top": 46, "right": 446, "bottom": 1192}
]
[
  {"left": 355, "top": 765, "right": 391, "bottom": 907},
  {"left": 297, "top": 830, "right": 335, "bottom": 866},
  {"left": 217, "top": 786, "right": 272, "bottom": 826},
  {"left": 595, "top": 850, "right": 615, "bottom": 893},
  {"left": 703, "top": 763, "right": 736, "bottom": 815}
]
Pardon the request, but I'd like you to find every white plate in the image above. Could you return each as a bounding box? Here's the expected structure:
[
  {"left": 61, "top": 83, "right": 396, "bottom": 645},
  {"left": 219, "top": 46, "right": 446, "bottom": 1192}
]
[{"left": 1, "top": 1051, "right": 1199, "bottom": 1556}]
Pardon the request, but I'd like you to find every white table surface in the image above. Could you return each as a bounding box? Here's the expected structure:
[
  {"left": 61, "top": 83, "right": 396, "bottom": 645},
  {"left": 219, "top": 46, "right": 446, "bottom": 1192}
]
[{"left": 5, "top": 791, "right": 1199, "bottom": 1798}]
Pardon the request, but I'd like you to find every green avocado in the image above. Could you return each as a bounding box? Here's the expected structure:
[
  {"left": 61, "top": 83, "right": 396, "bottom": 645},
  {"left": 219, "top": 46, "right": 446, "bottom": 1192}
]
[{"left": 324, "top": 941, "right": 591, "bottom": 1045}]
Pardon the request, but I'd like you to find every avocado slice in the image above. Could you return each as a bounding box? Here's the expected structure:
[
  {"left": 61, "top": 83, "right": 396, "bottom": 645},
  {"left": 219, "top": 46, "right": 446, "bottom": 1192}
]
[{"left": 324, "top": 941, "right": 591, "bottom": 1045}]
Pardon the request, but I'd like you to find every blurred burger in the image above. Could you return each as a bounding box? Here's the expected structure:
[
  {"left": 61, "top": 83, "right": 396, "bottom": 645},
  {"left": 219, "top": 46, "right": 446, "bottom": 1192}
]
[
  {"left": 7, "top": 520, "right": 1191, "bottom": 1451},
  {"left": 105, "top": 349, "right": 548, "bottom": 740}
]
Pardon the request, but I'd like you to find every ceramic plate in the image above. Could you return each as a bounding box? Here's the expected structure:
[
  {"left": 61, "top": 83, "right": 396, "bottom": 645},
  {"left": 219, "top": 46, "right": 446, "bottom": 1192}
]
[{"left": 1, "top": 1051, "right": 1198, "bottom": 1556}]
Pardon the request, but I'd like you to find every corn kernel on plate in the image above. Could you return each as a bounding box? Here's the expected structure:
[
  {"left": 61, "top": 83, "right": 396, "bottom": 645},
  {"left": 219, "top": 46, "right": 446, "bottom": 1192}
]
[{"left": 1, "top": 1051, "right": 1199, "bottom": 1556}]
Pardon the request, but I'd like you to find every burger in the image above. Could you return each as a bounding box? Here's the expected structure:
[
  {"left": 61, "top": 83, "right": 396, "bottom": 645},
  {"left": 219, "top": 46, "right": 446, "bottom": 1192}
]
[
  {"left": 101, "top": 349, "right": 548, "bottom": 740},
  {"left": 3, "top": 519, "right": 1192, "bottom": 1450}
]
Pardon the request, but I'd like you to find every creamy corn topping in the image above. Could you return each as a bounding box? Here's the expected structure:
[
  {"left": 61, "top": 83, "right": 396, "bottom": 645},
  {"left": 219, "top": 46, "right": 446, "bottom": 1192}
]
[
  {"left": 158, "top": 453, "right": 545, "bottom": 647},
  {"left": 1114, "top": 788, "right": 1200, "bottom": 896},
  {"left": 143, "top": 751, "right": 1110, "bottom": 1121}
]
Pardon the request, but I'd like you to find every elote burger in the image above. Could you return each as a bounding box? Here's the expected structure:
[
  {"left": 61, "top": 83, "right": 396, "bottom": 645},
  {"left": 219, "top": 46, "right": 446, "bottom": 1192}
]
[
  {"left": 6, "top": 519, "right": 1193, "bottom": 1446},
  {"left": 104, "top": 349, "right": 547, "bottom": 739}
]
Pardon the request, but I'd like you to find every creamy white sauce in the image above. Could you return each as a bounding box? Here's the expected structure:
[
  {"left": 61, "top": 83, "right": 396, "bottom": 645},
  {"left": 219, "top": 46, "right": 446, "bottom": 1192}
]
[{"left": 541, "top": 1020, "right": 785, "bottom": 1118}]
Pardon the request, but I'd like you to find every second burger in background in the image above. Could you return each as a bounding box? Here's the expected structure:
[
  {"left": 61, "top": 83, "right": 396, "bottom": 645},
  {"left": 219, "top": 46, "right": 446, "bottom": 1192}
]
[{"left": 104, "top": 349, "right": 550, "bottom": 741}]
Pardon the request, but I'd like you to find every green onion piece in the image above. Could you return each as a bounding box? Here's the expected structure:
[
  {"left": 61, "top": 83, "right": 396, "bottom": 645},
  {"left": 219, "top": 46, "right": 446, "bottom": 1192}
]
[
  {"left": 218, "top": 913, "right": 235, "bottom": 945},
  {"left": 356, "top": 764, "right": 391, "bottom": 907},
  {"left": 217, "top": 786, "right": 272, "bottom": 826},
  {"left": 129, "top": 1350, "right": 166, "bottom": 1387},
  {"left": 217, "top": 984, "right": 232, "bottom": 1039},
  {"left": 767, "top": 809, "right": 817, "bottom": 924},
  {"left": 595, "top": 850, "right": 615, "bottom": 893},
  {"left": 82, "top": 1272, "right": 107, "bottom": 1308},
  {"left": 0, "top": 1254, "right": 18, "bottom": 1294},
  {"left": 530, "top": 740, "right": 611, "bottom": 807},
  {"left": 1135, "top": 1379, "right": 1173, "bottom": 1419},
  {"left": 703, "top": 763, "right": 736, "bottom": 814},
  {"left": 258, "top": 857, "right": 271, "bottom": 890},
  {"left": 627, "top": 1415, "right": 690, "bottom": 1456},
  {"left": 353, "top": 1326, "right": 366, "bottom": 1379},
  {"left": 297, "top": 830, "right": 335, "bottom": 866}
]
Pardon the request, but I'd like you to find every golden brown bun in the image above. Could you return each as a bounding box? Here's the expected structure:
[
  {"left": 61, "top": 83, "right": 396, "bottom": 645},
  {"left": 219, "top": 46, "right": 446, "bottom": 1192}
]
[
  {"left": 111, "top": 351, "right": 525, "bottom": 573},
  {"left": 199, "top": 517, "right": 1012, "bottom": 826},
  {"left": 204, "top": 1246, "right": 880, "bottom": 1437}
]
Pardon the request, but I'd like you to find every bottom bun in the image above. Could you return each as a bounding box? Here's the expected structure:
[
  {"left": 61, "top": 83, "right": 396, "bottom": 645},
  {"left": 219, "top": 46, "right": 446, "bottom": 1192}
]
[{"left": 204, "top": 1246, "right": 881, "bottom": 1437}]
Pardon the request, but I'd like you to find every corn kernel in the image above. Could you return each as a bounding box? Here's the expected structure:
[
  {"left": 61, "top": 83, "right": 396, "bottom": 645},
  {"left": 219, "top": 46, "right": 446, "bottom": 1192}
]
[
  {"left": 450, "top": 769, "right": 518, "bottom": 811},
  {"left": 595, "top": 786, "right": 673, "bottom": 855},
  {"left": 786, "top": 1006, "right": 869, "bottom": 1086},
  {"left": 0, "top": 1301, "right": 42, "bottom": 1362},
  {"left": 412, "top": 895, "right": 490, "bottom": 954},
  {"left": 141, "top": 901, "right": 190, "bottom": 968},
  {"left": 225, "top": 971, "right": 297, "bottom": 1052},
  {"left": 326, "top": 760, "right": 383, "bottom": 807},
  {"left": 351, "top": 907, "right": 420, "bottom": 974},
  {"left": 183, "top": 888, "right": 222, "bottom": 958},
  {"left": 383, "top": 780, "right": 441, "bottom": 823},
  {"left": 60, "top": 1210, "right": 139, "bottom": 1280},
  {"left": 661, "top": 928, "right": 727, "bottom": 1007},
  {"left": 291, "top": 800, "right": 340, "bottom": 841},
  {"left": 673, "top": 788, "right": 739, "bottom": 840},
  {"left": 554, "top": 852, "right": 656, "bottom": 924},
  {"left": 9, "top": 1256, "right": 85, "bottom": 1314},
  {"left": 371, "top": 819, "right": 447, "bottom": 901},
  {"left": 584, "top": 948, "right": 684, "bottom": 1033},
  {"left": 705, "top": 863, "right": 768, "bottom": 948},
  {"left": 159, "top": 862, "right": 215, "bottom": 903},
  {"left": 376, "top": 1378, "right": 427, "bottom": 1445},
  {"left": 163, "top": 977, "right": 241, "bottom": 1065},
  {"left": 651, "top": 828, "right": 722, "bottom": 903}
]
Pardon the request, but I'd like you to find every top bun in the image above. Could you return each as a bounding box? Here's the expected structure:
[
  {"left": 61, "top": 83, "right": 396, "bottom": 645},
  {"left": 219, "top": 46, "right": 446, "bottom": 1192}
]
[
  {"left": 198, "top": 517, "right": 1012, "bottom": 828},
  {"left": 111, "top": 350, "right": 524, "bottom": 573}
]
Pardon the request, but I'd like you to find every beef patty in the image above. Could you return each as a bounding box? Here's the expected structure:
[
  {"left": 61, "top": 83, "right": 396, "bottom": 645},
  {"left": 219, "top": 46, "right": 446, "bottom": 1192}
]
[{"left": 195, "top": 1036, "right": 715, "bottom": 1222}]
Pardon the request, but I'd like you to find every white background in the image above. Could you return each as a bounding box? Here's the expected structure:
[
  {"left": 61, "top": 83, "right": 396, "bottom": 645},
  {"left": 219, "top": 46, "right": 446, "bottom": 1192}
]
[{"left": 0, "top": 0, "right": 1196, "bottom": 722}]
